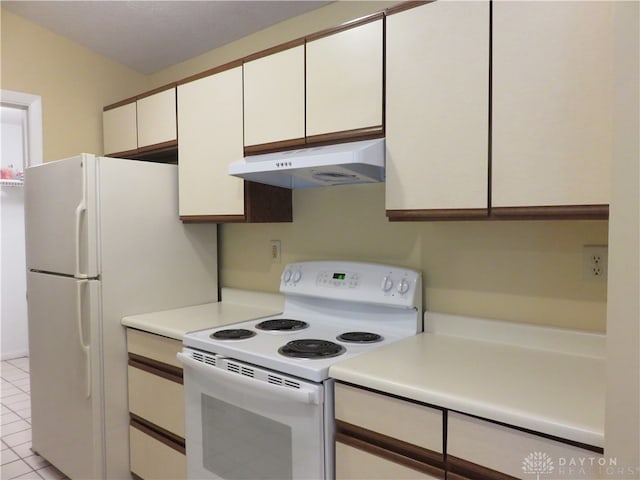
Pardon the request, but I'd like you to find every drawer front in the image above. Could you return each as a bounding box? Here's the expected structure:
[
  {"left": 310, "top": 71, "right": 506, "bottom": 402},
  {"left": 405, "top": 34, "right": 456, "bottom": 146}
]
[
  {"left": 447, "top": 412, "right": 603, "bottom": 479},
  {"left": 336, "top": 441, "right": 444, "bottom": 480},
  {"left": 128, "top": 365, "right": 184, "bottom": 437},
  {"left": 129, "top": 425, "right": 186, "bottom": 480},
  {"left": 335, "top": 383, "right": 443, "bottom": 453},
  {"left": 127, "top": 329, "right": 182, "bottom": 368}
]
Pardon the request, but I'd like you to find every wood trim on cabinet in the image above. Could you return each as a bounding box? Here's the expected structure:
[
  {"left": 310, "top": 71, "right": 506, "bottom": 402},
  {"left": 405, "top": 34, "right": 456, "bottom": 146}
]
[
  {"left": 337, "top": 433, "right": 446, "bottom": 479},
  {"left": 128, "top": 353, "right": 183, "bottom": 385},
  {"left": 306, "top": 125, "right": 384, "bottom": 147},
  {"left": 124, "top": 145, "right": 178, "bottom": 164},
  {"left": 136, "top": 83, "right": 177, "bottom": 101},
  {"left": 130, "top": 415, "right": 186, "bottom": 454},
  {"left": 136, "top": 139, "right": 178, "bottom": 155},
  {"left": 387, "top": 209, "right": 489, "bottom": 221},
  {"left": 243, "top": 38, "right": 306, "bottom": 63},
  {"left": 385, "top": 1, "right": 433, "bottom": 17},
  {"left": 336, "top": 420, "right": 445, "bottom": 477},
  {"left": 446, "top": 455, "right": 519, "bottom": 480},
  {"left": 177, "top": 59, "right": 243, "bottom": 86},
  {"left": 306, "top": 11, "right": 384, "bottom": 43},
  {"left": 180, "top": 214, "right": 246, "bottom": 223},
  {"left": 490, "top": 205, "right": 609, "bottom": 220},
  {"left": 103, "top": 97, "right": 137, "bottom": 112},
  {"left": 104, "top": 84, "right": 177, "bottom": 111},
  {"left": 244, "top": 137, "right": 307, "bottom": 156}
]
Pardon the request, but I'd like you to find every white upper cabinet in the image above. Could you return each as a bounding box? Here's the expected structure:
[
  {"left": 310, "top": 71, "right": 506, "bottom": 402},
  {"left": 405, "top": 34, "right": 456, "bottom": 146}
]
[
  {"left": 243, "top": 43, "right": 305, "bottom": 149},
  {"left": 103, "top": 102, "right": 137, "bottom": 155},
  {"left": 385, "top": 1, "right": 490, "bottom": 219},
  {"left": 136, "top": 88, "right": 177, "bottom": 150},
  {"left": 103, "top": 87, "right": 177, "bottom": 156},
  {"left": 306, "top": 17, "right": 384, "bottom": 139},
  {"left": 178, "top": 67, "right": 245, "bottom": 218},
  {"left": 492, "top": 1, "right": 613, "bottom": 214}
]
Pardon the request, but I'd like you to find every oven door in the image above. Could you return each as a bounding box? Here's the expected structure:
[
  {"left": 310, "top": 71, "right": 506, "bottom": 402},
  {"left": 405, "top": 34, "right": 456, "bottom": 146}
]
[{"left": 178, "top": 349, "right": 331, "bottom": 480}]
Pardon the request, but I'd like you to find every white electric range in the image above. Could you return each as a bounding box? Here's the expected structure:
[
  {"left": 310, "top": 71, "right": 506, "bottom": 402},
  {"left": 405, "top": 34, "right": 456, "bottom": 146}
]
[{"left": 179, "top": 261, "right": 422, "bottom": 479}]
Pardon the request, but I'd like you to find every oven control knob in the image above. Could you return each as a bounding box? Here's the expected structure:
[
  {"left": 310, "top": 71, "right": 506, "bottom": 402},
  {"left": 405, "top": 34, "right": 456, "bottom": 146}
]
[
  {"left": 282, "top": 269, "right": 292, "bottom": 283},
  {"left": 381, "top": 276, "right": 394, "bottom": 292},
  {"left": 397, "top": 279, "right": 411, "bottom": 295},
  {"left": 292, "top": 270, "right": 302, "bottom": 283}
]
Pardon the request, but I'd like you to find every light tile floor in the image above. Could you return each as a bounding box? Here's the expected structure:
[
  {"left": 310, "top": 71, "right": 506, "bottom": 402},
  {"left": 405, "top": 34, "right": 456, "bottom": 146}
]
[{"left": 1, "top": 358, "right": 67, "bottom": 480}]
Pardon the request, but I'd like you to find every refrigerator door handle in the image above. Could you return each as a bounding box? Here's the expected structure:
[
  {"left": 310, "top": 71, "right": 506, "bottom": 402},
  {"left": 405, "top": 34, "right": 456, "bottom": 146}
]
[
  {"left": 74, "top": 161, "right": 88, "bottom": 279},
  {"left": 77, "top": 279, "right": 91, "bottom": 399}
]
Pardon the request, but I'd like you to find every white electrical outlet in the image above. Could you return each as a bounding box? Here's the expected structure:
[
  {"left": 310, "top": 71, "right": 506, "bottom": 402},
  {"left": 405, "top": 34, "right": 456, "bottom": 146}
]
[
  {"left": 583, "top": 245, "right": 608, "bottom": 282},
  {"left": 270, "top": 240, "right": 281, "bottom": 264}
]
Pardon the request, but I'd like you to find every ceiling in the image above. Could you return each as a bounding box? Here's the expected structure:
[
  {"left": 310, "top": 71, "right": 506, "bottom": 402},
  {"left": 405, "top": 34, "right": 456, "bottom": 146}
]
[{"left": 2, "top": 1, "right": 331, "bottom": 74}]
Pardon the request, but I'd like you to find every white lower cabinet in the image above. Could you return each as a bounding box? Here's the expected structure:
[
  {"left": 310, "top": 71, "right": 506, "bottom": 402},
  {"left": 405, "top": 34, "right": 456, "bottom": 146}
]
[
  {"left": 447, "top": 412, "right": 603, "bottom": 480},
  {"left": 334, "top": 383, "right": 445, "bottom": 480},
  {"left": 126, "top": 329, "right": 186, "bottom": 479},
  {"left": 129, "top": 426, "right": 186, "bottom": 480}
]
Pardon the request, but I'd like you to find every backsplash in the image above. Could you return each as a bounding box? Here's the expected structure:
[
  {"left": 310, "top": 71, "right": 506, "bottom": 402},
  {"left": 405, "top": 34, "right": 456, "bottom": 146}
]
[{"left": 220, "top": 183, "right": 608, "bottom": 332}]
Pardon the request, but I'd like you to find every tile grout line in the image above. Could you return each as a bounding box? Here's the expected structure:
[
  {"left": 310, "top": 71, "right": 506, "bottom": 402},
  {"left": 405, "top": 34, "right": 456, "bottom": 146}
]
[{"left": 1, "top": 358, "right": 67, "bottom": 480}]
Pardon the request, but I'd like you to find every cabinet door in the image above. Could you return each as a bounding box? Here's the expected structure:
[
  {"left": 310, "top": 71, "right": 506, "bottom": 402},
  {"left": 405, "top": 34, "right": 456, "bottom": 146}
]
[
  {"left": 447, "top": 412, "right": 603, "bottom": 479},
  {"left": 137, "top": 88, "right": 177, "bottom": 150},
  {"left": 385, "top": 1, "right": 489, "bottom": 219},
  {"left": 129, "top": 425, "right": 186, "bottom": 479},
  {"left": 103, "top": 102, "right": 137, "bottom": 156},
  {"left": 306, "top": 17, "right": 383, "bottom": 139},
  {"left": 492, "top": 2, "right": 612, "bottom": 215},
  {"left": 336, "top": 442, "right": 443, "bottom": 480},
  {"left": 178, "top": 66, "right": 245, "bottom": 218},
  {"left": 243, "top": 43, "right": 305, "bottom": 150}
]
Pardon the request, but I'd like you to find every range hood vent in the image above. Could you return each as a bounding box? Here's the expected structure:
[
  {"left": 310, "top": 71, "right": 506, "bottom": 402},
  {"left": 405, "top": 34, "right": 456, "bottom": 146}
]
[{"left": 228, "top": 138, "right": 385, "bottom": 189}]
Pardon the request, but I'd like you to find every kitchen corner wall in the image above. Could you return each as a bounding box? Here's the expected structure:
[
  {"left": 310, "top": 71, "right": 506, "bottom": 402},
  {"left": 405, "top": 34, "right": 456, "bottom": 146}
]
[
  {"left": 0, "top": 8, "right": 148, "bottom": 161},
  {"left": 220, "top": 184, "right": 609, "bottom": 332}
]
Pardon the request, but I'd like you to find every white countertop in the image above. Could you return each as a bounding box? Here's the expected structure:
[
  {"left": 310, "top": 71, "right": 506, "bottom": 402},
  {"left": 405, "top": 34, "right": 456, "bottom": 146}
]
[
  {"left": 329, "top": 311, "right": 605, "bottom": 448},
  {"left": 121, "top": 288, "right": 283, "bottom": 340}
]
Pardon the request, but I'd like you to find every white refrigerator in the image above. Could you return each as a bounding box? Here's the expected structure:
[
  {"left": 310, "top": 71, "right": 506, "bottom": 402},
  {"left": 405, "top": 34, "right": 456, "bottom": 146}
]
[{"left": 24, "top": 154, "right": 218, "bottom": 479}]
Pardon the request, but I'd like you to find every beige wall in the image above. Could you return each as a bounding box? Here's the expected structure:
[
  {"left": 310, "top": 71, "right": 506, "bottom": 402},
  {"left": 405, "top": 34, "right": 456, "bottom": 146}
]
[
  {"left": 149, "top": 1, "right": 397, "bottom": 88},
  {"left": 220, "top": 185, "right": 608, "bottom": 331},
  {"left": 0, "top": 8, "right": 147, "bottom": 161}
]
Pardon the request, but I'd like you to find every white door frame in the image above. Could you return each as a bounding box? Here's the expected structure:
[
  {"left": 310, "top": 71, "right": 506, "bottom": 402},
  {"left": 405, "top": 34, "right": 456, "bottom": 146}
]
[{"left": 1, "top": 89, "right": 43, "bottom": 167}]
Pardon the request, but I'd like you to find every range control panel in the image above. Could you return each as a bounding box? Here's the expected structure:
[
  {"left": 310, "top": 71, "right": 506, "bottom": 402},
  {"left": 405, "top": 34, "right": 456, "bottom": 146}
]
[{"left": 280, "top": 261, "right": 421, "bottom": 309}]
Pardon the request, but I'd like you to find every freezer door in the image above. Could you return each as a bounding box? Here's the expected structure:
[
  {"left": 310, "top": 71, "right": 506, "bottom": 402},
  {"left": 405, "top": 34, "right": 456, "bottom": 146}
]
[
  {"left": 27, "top": 271, "right": 104, "bottom": 479},
  {"left": 24, "top": 154, "right": 99, "bottom": 277}
]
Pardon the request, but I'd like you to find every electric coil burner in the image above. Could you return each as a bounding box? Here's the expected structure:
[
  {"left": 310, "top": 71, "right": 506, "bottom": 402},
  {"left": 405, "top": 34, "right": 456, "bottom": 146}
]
[
  {"left": 336, "top": 331, "right": 383, "bottom": 343},
  {"left": 278, "top": 339, "right": 346, "bottom": 359},
  {"left": 256, "top": 319, "right": 308, "bottom": 331},
  {"left": 210, "top": 329, "right": 256, "bottom": 340}
]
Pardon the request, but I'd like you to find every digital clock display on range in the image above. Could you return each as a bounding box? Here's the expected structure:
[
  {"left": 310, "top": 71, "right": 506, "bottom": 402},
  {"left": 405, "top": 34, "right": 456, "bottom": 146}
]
[{"left": 332, "top": 273, "right": 346, "bottom": 280}]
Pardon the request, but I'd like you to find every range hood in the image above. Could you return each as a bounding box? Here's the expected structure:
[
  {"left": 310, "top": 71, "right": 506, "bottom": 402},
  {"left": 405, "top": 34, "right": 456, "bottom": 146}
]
[{"left": 228, "top": 138, "right": 385, "bottom": 189}]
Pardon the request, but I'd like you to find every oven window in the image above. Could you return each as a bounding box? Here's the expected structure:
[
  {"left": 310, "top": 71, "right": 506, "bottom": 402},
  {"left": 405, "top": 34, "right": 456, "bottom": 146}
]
[{"left": 201, "top": 394, "right": 293, "bottom": 480}]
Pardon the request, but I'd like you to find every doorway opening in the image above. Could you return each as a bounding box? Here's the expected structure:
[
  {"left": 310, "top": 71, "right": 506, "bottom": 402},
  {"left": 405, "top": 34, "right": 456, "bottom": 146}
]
[{"left": 1, "top": 90, "right": 42, "bottom": 360}]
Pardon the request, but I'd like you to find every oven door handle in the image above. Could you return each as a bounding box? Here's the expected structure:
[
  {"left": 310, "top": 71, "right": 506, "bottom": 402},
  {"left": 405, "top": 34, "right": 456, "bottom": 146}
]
[{"left": 177, "top": 352, "right": 322, "bottom": 405}]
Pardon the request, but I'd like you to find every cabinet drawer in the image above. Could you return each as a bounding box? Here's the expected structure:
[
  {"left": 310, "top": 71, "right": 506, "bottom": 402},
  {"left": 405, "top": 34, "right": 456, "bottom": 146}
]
[
  {"left": 447, "top": 412, "right": 603, "bottom": 479},
  {"left": 336, "top": 441, "right": 444, "bottom": 480},
  {"left": 127, "top": 365, "right": 184, "bottom": 437},
  {"left": 127, "top": 329, "right": 182, "bottom": 368},
  {"left": 335, "top": 383, "right": 443, "bottom": 453},
  {"left": 129, "top": 425, "right": 186, "bottom": 480}
]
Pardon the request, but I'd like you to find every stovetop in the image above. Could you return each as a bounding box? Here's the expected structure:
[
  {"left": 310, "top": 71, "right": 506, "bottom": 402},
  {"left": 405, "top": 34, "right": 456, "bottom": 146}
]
[{"left": 182, "top": 261, "right": 422, "bottom": 382}]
